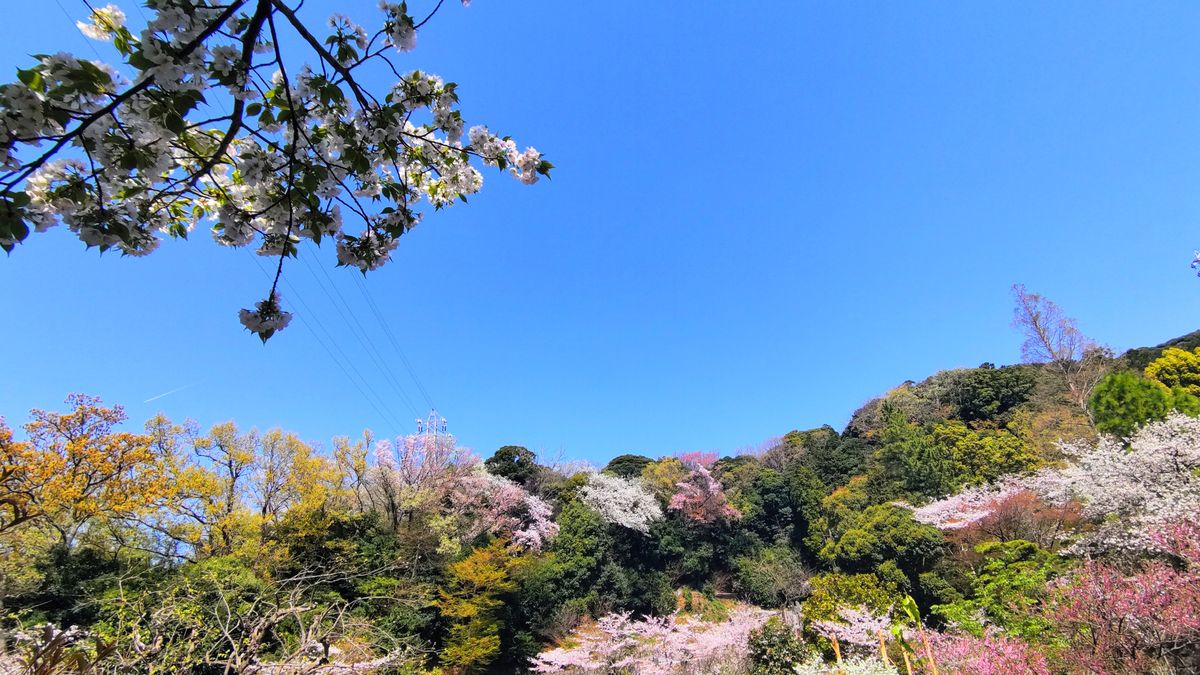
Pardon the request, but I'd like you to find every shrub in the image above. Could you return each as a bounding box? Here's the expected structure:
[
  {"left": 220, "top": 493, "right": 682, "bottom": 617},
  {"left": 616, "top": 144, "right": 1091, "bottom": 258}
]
[{"left": 747, "top": 617, "right": 807, "bottom": 674}]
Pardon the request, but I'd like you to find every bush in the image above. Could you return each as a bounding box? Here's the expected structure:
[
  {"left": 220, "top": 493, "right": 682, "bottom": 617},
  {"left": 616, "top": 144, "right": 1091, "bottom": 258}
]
[
  {"left": 748, "top": 617, "right": 808, "bottom": 674},
  {"left": 802, "top": 573, "right": 898, "bottom": 623},
  {"left": 732, "top": 546, "right": 812, "bottom": 608}
]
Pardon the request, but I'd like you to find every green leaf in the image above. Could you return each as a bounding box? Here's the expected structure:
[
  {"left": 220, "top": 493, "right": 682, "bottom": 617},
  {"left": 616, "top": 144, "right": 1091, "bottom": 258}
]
[
  {"left": 899, "top": 595, "right": 921, "bottom": 624},
  {"left": 128, "top": 50, "right": 155, "bottom": 71},
  {"left": 17, "top": 68, "right": 44, "bottom": 92},
  {"left": 164, "top": 112, "right": 186, "bottom": 135}
]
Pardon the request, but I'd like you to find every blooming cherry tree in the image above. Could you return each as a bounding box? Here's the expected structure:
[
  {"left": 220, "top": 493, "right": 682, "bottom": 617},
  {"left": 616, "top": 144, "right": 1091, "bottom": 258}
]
[
  {"left": 373, "top": 427, "right": 556, "bottom": 551},
  {"left": 1043, "top": 520, "right": 1200, "bottom": 672},
  {"left": 578, "top": 471, "right": 663, "bottom": 534},
  {"left": 910, "top": 413, "right": 1200, "bottom": 553},
  {"left": 810, "top": 606, "right": 893, "bottom": 656},
  {"left": 1051, "top": 412, "right": 1200, "bottom": 551},
  {"left": 669, "top": 462, "right": 741, "bottom": 524},
  {"left": 530, "top": 607, "right": 771, "bottom": 674},
  {"left": 923, "top": 631, "right": 1051, "bottom": 675},
  {"left": 449, "top": 470, "right": 558, "bottom": 551},
  {"left": 373, "top": 426, "right": 477, "bottom": 517},
  {"left": 0, "top": 0, "right": 550, "bottom": 340}
]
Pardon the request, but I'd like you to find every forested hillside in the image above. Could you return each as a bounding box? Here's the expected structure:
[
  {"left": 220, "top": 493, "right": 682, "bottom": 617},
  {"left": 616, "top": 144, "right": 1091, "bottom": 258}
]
[{"left": 4, "top": 292, "right": 1200, "bottom": 674}]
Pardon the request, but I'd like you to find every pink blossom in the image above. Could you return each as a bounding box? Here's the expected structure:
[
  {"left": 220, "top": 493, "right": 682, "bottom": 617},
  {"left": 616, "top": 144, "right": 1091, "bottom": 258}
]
[
  {"left": 668, "top": 463, "right": 741, "bottom": 524},
  {"left": 450, "top": 471, "right": 558, "bottom": 550},
  {"left": 531, "top": 607, "right": 771, "bottom": 673},
  {"left": 676, "top": 451, "right": 719, "bottom": 469},
  {"left": 924, "top": 631, "right": 1051, "bottom": 675},
  {"left": 810, "top": 606, "right": 892, "bottom": 654}
]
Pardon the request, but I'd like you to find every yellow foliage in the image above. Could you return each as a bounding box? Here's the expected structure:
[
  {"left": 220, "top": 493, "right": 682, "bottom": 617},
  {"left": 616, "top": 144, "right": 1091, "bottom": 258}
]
[
  {"left": 640, "top": 457, "right": 688, "bottom": 503},
  {"left": 436, "top": 539, "right": 528, "bottom": 672},
  {"left": 1006, "top": 406, "right": 1094, "bottom": 463},
  {"left": 1145, "top": 347, "right": 1200, "bottom": 397},
  {"left": 4, "top": 394, "right": 173, "bottom": 547}
]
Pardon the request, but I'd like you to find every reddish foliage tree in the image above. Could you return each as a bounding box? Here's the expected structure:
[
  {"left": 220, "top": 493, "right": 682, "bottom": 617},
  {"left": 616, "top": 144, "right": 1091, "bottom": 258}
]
[{"left": 946, "top": 491, "right": 1081, "bottom": 565}]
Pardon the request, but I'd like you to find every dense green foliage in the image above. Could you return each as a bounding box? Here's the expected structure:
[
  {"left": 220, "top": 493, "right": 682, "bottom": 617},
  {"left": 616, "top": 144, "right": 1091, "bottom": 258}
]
[
  {"left": 602, "top": 453, "right": 654, "bottom": 478},
  {"left": 485, "top": 445, "right": 541, "bottom": 487},
  {"left": 1089, "top": 371, "right": 1200, "bottom": 438}
]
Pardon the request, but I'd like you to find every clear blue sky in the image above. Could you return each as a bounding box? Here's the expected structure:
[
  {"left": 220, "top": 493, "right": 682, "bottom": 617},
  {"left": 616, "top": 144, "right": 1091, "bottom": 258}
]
[{"left": 2, "top": 1, "right": 1199, "bottom": 464}]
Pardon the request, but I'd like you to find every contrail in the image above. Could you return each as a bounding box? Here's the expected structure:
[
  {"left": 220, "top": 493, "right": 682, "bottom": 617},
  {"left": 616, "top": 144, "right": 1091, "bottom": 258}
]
[{"left": 143, "top": 381, "right": 203, "bottom": 404}]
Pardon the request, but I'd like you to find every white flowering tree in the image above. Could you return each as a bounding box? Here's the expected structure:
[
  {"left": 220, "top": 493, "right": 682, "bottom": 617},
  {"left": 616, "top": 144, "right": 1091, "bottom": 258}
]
[
  {"left": 0, "top": 0, "right": 550, "bottom": 340},
  {"left": 578, "top": 471, "right": 663, "bottom": 534},
  {"left": 910, "top": 413, "right": 1200, "bottom": 554},
  {"left": 1053, "top": 412, "right": 1200, "bottom": 552}
]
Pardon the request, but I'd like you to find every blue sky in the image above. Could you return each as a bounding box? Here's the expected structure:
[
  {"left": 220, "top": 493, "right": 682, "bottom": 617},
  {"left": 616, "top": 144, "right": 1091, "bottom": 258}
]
[{"left": 2, "top": 1, "right": 1199, "bottom": 464}]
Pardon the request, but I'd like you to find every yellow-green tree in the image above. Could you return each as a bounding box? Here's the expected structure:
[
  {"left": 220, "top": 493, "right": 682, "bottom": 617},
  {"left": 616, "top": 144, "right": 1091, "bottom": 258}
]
[
  {"left": 640, "top": 457, "right": 689, "bottom": 503},
  {"left": 436, "top": 539, "right": 529, "bottom": 672},
  {"left": 1145, "top": 347, "right": 1200, "bottom": 397},
  {"left": 932, "top": 420, "right": 1042, "bottom": 484}
]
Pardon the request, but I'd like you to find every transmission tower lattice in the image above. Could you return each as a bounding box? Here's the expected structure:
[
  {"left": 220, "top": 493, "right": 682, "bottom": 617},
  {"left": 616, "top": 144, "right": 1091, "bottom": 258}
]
[{"left": 415, "top": 410, "right": 448, "bottom": 438}]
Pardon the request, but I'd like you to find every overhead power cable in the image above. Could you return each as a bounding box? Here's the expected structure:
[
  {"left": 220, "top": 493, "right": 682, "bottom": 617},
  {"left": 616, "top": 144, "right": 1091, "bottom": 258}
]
[
  {"left": 295, "top": 250, "right": 422, "bottom": 419},
  {"left": 244, "top": 250, "right": 407, "bottom": 436}
]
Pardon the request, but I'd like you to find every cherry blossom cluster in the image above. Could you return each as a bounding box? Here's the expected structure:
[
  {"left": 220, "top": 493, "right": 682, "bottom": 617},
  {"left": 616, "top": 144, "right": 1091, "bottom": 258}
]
[
  {"left": 809, "top": 605, "right": 893, "bottom": 655},
  {"left": 907, "top": 413, "right": 1200, "bottom": 554},
  {"left": 237, "top": 292, "right": 292, "bottom": 342},
  {"left": 908, "top": 478, "right": 1034, "bottom": 530},
  {"left": 450, "top": 470, "right": 558, "bottom": 551},
  {"left": 1050, "top": 412, "right": 1200, "bottom": 553},
  {"left": 530, "top": 607, "right": 771, "bottom": 674},
  {"left": 922, "top": 631, "right": 1051, "bottom": 675},
  {"left": 791, "top": 654, "right": 898, "bottom": 675},
  {"left": 374, "top": 428, "right": 477, "bottom": 511},
  {"left": 669, "top": 462, "right": 741, "bottom": 524},
  {"left": 578, "top": 471, "right": 663, "bottom": 534},
  {"left": 373, "top": 430, "right": 556, "bottom": 551},
  {"left": 1043, "top": 520, "right": 1200, "bottom": 672},
  {"left": 0, "top": 0, "right": 550, "bottom": 340},
  {"left": 676, "top": 451, "right": 719, "bottom": 468}
]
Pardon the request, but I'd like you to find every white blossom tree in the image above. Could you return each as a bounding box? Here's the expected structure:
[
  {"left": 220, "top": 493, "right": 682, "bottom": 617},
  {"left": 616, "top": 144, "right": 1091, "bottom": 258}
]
[
  {"left": 578, "top": 471, "right": 663, "bottom": 534},
  {"left": 1052, "top": 412, "right": 1200, "bottom": 552},
  {"left": 0, "top": 0, "right": 550, "bottom": 340},
  {"left": 910, "top": 413, "right": 1200, "bottom": 554}
]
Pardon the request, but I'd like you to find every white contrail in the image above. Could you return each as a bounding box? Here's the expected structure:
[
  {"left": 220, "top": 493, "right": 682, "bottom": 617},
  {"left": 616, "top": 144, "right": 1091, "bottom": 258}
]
[{"left": 143, "top": 381, "right": 202, "bottom": 404}]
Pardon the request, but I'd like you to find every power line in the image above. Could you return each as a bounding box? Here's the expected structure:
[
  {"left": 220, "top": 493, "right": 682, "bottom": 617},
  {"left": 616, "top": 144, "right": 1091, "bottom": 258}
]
[
  {"left": 244, "top": 250, "right": 407, "bottom": 436},
  {"left": 294, "top": 249, "right": 423, "bottom": 418},
  {"left": 350, "top": 272, "right": 436, "bottom": 410}
]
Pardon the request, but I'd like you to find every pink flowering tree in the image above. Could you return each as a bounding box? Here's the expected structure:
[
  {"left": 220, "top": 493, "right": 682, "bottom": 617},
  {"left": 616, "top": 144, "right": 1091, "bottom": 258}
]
[
  {"left": 372, "top": 427, "right": 477, "bottom": 526},
  {"left": 448, "top": 470, "right": 558, "bottom": 552},
  {"left": 0, "top": 0, "right": 550, "bottom": 340},
  {"left": 1041, "top": 520, "right": 1200, "bottom": 673},
  {"left": 675, "top": 451, "right": 719, "bottom": 469},
  {"left": 669, "top": 459, "right": 740, "bottom": 525},
  {"left": 922, "top": 631, "right": 1051, "bottom": 675},
  {"left": 372, "top": 426, "right": 556, "bottom": 552},
  {"left": 531, "top": 607, "right": 771, "bottom": 674}
]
